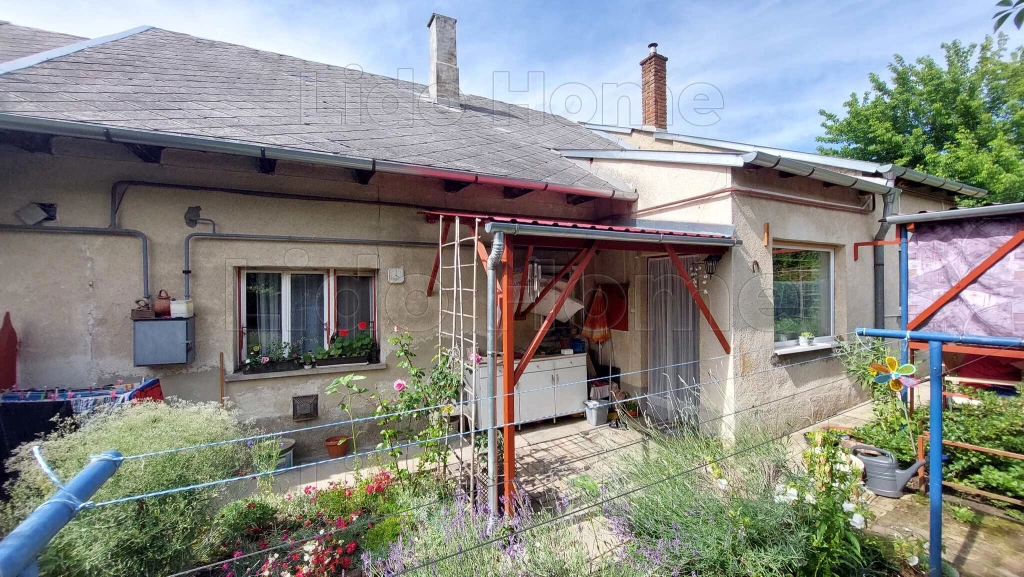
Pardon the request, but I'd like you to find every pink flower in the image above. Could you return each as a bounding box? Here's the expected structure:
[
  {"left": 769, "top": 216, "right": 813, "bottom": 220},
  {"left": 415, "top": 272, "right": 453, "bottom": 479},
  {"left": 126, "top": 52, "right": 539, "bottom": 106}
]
[
  {"left": 393, "top": 379, "right": 406, "bottom": 392},
  {"left": 261, "top": 356, "right": 270, "bottom": 364},
  {"left": 469, "top": 352, "right": 482, "bottom": 365}
]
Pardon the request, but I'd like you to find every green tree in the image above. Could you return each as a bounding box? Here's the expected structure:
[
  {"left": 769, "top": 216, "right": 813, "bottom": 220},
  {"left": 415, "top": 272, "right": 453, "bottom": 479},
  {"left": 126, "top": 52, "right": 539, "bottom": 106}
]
[
  {"left": 817, "top": 36, "right": 1024, "bottom": 204},
  {"left": 994, "top": 0, "right": 1024, "bottom": 32}
]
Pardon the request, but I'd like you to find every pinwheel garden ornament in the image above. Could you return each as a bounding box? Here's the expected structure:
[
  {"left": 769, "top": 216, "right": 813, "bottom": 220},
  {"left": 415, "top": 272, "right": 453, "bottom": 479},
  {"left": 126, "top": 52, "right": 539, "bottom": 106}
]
[{"left": 871, "top": 357, "right": 919, "bottom": 391}]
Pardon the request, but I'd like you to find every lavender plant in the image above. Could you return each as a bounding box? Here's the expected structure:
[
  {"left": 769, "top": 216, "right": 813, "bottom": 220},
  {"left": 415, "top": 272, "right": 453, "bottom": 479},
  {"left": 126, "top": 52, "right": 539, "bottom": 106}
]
[{"left": 363, "top": 486, "right": 597, "bottom": 577}]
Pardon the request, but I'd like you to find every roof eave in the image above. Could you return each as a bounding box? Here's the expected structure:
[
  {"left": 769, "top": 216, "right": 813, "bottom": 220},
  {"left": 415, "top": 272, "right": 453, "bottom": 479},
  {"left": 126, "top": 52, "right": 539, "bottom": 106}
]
[{"left": 0, "top": 113, "right": 637, "bottom": 202}]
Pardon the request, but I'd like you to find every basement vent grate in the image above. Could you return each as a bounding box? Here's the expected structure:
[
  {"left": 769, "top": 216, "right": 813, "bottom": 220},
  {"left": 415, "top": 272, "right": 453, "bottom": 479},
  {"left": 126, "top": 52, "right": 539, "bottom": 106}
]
[{"left": 292, "top": 394, "right": 319, "bottom": 421}]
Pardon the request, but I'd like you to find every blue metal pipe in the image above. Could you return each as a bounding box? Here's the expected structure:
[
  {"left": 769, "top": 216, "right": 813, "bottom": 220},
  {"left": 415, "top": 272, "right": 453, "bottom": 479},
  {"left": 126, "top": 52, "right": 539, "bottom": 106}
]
[
  {"left": 856, "top": 328, "right": 1024, "bottom": 349},
  {"left": 928, "top": 340, "right": 943, "bottom": 577},
  {"left": 899, "top": 224, "right": 909, "bottom": 364},
  {"left": 857, "top": 327, "right": 1024, "bottom": 576},
  {"left": 0, "top": 451, "right": 121, "bottom": 577}
]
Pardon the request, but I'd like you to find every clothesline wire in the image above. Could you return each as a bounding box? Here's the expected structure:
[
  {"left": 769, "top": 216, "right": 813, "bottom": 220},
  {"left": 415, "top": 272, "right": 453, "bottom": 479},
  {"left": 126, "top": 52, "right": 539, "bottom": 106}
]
[
  {"left": 165, "top": 358, "right": 898, "bottom": 576},
  {"left": 168, "top": 346, "right": 1008, "bottom": 576},
  {"left": 118, "top": 330, "right": 866, "bottom": 462},
  {"left": 83, "top": 342, "right": 876, "bottom": 508}
]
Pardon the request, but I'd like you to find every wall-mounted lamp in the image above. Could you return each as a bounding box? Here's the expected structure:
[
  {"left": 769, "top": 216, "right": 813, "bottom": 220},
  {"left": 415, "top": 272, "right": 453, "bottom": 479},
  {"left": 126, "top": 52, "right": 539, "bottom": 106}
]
[{"left": 704, "top": 254, "right": 722, "bottom": 276}]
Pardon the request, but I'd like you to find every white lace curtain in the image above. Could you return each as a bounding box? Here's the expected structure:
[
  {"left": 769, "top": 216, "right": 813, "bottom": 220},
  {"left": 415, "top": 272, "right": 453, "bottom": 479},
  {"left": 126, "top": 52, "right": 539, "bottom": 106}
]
[{"left": 647, "top": 256, "right": 700, "bottom": 425}]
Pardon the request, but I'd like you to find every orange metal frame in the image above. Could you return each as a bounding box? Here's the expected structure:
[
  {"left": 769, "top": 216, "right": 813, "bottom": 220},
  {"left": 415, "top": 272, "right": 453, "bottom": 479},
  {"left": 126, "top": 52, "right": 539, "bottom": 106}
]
[
  {"left": 852, "top": 238, "right": 900, "bottom": 261},
  {"left": 496, "top": 240, "right": 732, "bottom": 512},
  {"left": 908, "top": 230, "right": 1024, "bottom": 330}
]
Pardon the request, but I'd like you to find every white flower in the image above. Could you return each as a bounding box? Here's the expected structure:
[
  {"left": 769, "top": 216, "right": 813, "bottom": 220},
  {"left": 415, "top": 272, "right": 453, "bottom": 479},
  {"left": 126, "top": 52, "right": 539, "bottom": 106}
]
[
  {"left": 803, "top": 493, "right": 817, "bottom": 504},
  {"left": 907, "top": 555, "right": 919, "bottom": 567},
  {"left": 303, "top": 554, "right": 311, "bottom": 562},
  {"left": 774, "top": 487, "right": 799, "bottom": 504},
  {"left": 775, "top": 483, "right": 786, "bottom": 494},
  {"left": 842, "top": 502, "right": 856, "bottom": 513},
  {"left": 850, "top": 513, "right": 866, "bottom": 530},
  {"left": 717, "top": 478, "right": 729, "bottom": 490}
]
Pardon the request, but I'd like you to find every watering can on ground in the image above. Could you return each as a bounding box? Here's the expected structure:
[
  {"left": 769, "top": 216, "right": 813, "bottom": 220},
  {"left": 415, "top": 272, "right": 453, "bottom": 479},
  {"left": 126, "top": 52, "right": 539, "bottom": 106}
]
[{"left": 851, "top": 445, "right": 927, "bottom": 498}]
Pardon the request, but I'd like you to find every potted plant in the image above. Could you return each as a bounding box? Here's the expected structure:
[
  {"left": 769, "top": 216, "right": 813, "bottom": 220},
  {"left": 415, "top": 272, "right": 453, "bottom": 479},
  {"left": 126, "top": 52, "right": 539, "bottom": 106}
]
[
  {"left": 799, "top": 331, "right": 815, "bottom": 346},
  {"left": 319, "top": 323, "right": 375, "bottom": 366},
  {"left": 242, "top": 344, "right": 272, "bottom": 374},
  {"left": 324, "top": 373, "right": 367, "bottom": 458},
  {"left": 302, "top": 352, "right": 314, "bottom": 369}
]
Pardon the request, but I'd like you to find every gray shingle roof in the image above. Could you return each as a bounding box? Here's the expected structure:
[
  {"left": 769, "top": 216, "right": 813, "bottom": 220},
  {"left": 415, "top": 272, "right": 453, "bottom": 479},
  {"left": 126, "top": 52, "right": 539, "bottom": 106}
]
[
  {"left": 0, "top": 26, "right": 621, "bottom": 190},
  {"left": 0, "top": 21, "right": 84, "bottom": 63}
]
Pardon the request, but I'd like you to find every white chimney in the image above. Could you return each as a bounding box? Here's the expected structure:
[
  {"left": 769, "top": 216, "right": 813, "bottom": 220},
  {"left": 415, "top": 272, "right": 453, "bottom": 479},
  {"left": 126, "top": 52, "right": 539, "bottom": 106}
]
[{"left": 427, "top": 13, "right": 460, "bottom": 107}]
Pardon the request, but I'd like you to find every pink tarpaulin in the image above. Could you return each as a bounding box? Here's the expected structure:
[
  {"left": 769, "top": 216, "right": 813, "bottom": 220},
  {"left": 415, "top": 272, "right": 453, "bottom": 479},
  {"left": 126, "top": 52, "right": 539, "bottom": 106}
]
[{"left": 907, "top": 215, "right": 1024, "bottom": 337}]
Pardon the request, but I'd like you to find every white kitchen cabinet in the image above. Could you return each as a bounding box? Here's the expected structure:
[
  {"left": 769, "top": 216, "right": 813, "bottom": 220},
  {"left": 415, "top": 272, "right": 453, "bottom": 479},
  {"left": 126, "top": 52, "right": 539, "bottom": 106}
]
[{"left": 471, "top": 353, "right": 586, "bottom": 428}]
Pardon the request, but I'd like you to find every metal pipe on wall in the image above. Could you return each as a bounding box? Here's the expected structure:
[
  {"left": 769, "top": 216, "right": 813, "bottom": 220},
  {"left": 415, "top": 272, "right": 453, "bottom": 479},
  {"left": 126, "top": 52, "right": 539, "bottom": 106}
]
[
  {"left": 0, "top": 180, "right": 150, "bottom": 299},
  {"left": 872, "top": 190, "right": 900, "bottom": 329},
  {"left": 484, "top": 231, "right": 505, "bottom": 518},
  {"left": 183, "top": 232, "right": 436, "bottom": 298}
]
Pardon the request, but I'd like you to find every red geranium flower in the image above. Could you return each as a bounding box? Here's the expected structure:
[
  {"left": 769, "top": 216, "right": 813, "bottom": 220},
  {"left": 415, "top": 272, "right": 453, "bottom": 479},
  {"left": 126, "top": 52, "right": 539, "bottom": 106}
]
[
  {"left": 345, "top": 541, "right": 357, "bottom": 554},
  {"left": 338, "top": 329, "right": 349, "bottom": 337},
  {"left": 341, "top": 557, "right": 352, "bottom": 569},
  {"left": 357, "top": 321, "right": 368, "bottom": 330}
]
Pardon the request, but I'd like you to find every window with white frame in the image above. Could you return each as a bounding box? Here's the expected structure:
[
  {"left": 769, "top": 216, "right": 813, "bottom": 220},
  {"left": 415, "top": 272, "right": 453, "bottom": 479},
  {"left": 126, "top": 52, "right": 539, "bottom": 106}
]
[
  {"left": 772, "top": 245, "right": 834, "bottom": 344},
  {"left": 240, "top": 270, "right": 375, "bottom": 363}
]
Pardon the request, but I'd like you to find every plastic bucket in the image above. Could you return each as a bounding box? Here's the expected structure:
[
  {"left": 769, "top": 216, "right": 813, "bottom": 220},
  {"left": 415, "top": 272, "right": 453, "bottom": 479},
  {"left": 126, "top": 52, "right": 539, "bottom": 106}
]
[{"left": 584, "top": 400, "right": 608, "bottom": 426}]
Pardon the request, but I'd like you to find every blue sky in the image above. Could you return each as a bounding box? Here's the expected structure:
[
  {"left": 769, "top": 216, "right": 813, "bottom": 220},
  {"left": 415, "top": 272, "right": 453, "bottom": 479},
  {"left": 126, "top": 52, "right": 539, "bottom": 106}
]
[{"left": 0, "top": 0, "right": 1017, "bottom": 151}]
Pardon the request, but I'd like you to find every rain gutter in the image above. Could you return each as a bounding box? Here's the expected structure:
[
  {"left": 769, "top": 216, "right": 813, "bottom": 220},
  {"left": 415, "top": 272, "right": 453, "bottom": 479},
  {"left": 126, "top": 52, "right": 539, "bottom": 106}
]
[
  {"left": 886, "top": 203, "right": 1024, "bottom": 225},
  {"left": 559, "top": 149, "right": 900, "bottom": 197},
  {"left": 877, "top": 164, "right": 986, "bottom": 198},
  {"left": 484, "top": 221, "right": 739, "bottom": 247},
  {"left": 0, "top": 114, "right": 637, "bottom": 202}
]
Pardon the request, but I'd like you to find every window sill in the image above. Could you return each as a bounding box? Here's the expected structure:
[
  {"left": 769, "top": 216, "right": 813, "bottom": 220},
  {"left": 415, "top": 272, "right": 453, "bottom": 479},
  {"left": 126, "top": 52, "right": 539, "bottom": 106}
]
[
  {"left": 773, "top": 341, "right": 837, "bottom": 357},
  {"left": 225, "top": 362, "right": 387, "bottom": 383}
]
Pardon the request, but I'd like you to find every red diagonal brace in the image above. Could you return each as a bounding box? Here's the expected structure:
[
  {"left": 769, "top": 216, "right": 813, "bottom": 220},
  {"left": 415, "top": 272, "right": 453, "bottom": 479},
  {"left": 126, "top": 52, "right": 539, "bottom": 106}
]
[
  {"left": 517, "top": 248, "right": 586, "bottom": 319},
  {"left": 514, "top": 244, "right": 597, "bottom": 384},
  {"left": 666, "top": 246, "right": 731, "bottom": 354},
  {"left": 909, "top": 230, "right": 1024, "bottom": 330},
  {"left": 515, "top": 245, "right": 534, "bottom": 317},
  {"left": 426, "top": 220, "right": 451, "bottom": 297}
]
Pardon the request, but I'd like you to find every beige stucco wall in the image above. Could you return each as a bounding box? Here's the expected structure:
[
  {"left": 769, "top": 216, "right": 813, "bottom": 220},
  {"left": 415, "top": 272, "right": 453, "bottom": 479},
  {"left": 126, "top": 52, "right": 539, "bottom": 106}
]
[
  {"left": 0, "top": 137, "right": 599, "bottom": 458},
  {"left": 0, "top": 130, "right": 953, "bottom": 459},
  {"left": 585, "top": 131, "right": 950, "bottom": 436}
]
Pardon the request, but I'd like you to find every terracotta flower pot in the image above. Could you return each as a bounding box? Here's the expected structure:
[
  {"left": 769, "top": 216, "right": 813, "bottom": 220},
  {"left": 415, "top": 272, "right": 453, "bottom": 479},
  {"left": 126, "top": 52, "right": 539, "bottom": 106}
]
[{"left": 325, "top": 435, "right": 351, "bottom": 458}]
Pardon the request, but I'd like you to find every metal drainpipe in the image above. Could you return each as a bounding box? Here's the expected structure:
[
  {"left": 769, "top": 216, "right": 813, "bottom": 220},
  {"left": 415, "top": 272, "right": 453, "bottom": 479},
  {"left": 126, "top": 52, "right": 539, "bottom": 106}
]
[
  {"left": 872, "top": 189, "right": 900, "bottom": 329},
  {"left": 484, "top": 231, "right": 504, "bottom": 517}
]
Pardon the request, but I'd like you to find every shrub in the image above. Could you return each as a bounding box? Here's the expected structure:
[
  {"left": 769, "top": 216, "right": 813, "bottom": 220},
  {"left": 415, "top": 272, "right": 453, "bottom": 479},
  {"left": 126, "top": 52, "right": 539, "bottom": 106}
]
[
  {"left": 607, "top": 428, "right": 896, "bottom": 576},
  {"left": 214, "top": 498, "right": 279, "bottom": 540},
  {"left": 360, "top": 516, "right": 404, "bottom": 555},
  {"left": 0, "top": 401, "right": 257, "bottom": 577},
  {"left": 608, "top": 429, "right": 807, "bottom": 576},
  {"left": 855, "top": 385, "right": 1024, "bottom": 497}
]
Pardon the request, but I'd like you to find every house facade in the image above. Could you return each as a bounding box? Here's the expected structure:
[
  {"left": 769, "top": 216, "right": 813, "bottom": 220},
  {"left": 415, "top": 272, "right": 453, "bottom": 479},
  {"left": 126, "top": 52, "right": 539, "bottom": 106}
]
[{"left": 0, "top": 18, "right": 976, "bottom": 457}]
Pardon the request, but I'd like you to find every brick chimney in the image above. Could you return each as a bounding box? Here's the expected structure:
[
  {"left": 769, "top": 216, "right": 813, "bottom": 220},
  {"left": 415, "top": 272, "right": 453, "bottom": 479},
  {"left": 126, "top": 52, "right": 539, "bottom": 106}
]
[
  {"left": 427, "top": 13, "right": 460, "bottom": 107},
  {"left": 640, "top": 42, "right": 668, "bottom": 130}
]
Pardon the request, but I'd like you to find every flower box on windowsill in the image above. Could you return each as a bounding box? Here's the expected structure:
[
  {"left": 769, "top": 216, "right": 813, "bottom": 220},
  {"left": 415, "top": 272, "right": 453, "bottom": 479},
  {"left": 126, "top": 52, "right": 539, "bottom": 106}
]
[
  {"left": 242, "top": 361, "right": 300, "bottom": 375},
  {"left": 316, "top": 355, "right": 369, "bottom": 367}
]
